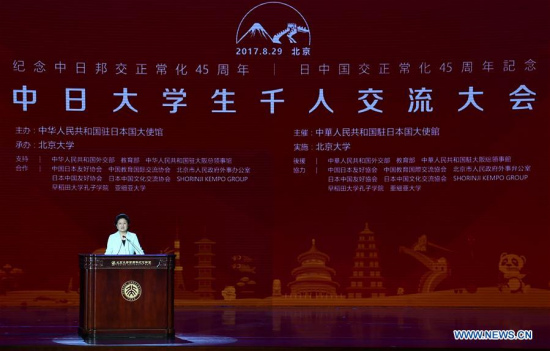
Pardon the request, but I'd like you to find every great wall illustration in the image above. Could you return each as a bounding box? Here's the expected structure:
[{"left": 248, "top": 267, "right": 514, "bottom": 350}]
[
  {"left": 272, "top": 23, "right": 309, "bottom": 44},
  {"left": 399, "top": 235, "right": 452, "bottom": 294}
]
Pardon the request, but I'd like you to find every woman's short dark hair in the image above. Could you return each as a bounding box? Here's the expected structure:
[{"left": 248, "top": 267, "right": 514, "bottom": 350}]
[{"left": 115, "top": 213, "right": 130, "bottom": 225}]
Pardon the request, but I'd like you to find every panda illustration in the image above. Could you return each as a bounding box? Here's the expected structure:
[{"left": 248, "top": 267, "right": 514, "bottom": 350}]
[{"left": 498, "top": 252, "right": 527, "bottom": 293}]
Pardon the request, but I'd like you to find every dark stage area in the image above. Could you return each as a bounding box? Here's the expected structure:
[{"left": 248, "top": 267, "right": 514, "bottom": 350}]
[{"left": 0, "top": 306, "right": 548, "bottom": 349}]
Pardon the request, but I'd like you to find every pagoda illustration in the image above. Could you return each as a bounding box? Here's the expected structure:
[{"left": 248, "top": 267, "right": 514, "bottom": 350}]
[
  {"left": 288, "top": 239, "right": 339, "bottom": 297},
  {"left": 346, "top": 223, "right": 387, "bottom": 298},
  {"left": 174, "top": 229, "right": 185, "bottom": 295},
  {"left": 172, "top": 227, "right": 197, "bottom": 299},
  {"left": 194, "top": 237, "right": 216, "bottom": 299}
]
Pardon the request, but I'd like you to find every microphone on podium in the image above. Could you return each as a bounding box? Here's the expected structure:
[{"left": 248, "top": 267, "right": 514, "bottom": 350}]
[
  {"left": 116, "top": 235, "right": 126, "bottom": 254},
  {"left": 126, "top": 237, "right": 143, "bottom": 255}
]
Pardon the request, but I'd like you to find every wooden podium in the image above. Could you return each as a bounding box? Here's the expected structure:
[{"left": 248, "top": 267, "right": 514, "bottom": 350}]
[{"left": 79, "top": 254, "right": 175, "bottom": 339}]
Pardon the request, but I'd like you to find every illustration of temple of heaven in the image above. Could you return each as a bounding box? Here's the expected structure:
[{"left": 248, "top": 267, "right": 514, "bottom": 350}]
[
  {"left": 346, "top": 223, "right": 387, "bottom": 298},
  {"left": 288, "top": 239, "right": 340, "bottom": 297}
]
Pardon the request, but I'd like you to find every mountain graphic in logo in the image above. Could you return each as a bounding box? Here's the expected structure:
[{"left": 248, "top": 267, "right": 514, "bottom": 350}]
[
  {"left": 239, "top": 23, "right": 273, "bottom": 43},
  {"left": 236, "top": 2, "right": 311, "bottom": 45},
  {"left": 238, "top": 22, "right": 309, "bottom": 45}
]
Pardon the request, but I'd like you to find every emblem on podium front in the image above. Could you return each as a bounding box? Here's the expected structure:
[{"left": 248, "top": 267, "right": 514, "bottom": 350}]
[{"left": 121, "top": 280, "right": 142, "bottom": 302}]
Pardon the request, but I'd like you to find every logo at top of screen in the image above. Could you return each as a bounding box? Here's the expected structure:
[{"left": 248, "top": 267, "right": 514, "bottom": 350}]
[{"left": 236, "top": 2, "right": 311, "bottom": 51}]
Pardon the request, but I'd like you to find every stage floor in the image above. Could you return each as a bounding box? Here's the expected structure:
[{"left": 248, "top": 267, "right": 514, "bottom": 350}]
[{"left": 0, "top": 306, "right": 548, "bottom": 349}]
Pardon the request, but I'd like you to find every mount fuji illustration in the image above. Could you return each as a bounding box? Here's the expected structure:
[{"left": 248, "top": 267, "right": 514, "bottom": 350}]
[
  {"left": 238, "top": 23, "right": 273, "bottom": 43},
  {"left": 238, "top": 22, "right": 309, "bottom": 44}
]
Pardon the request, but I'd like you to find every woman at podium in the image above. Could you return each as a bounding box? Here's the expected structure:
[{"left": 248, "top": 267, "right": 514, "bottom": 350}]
[{"left": 105, "top": 213, "right": 145, "bottom": 255}]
